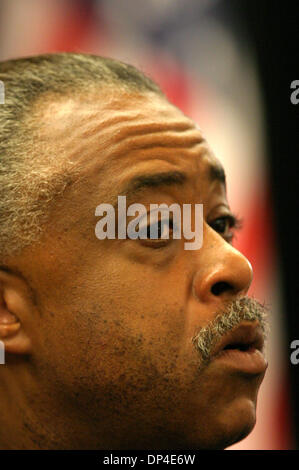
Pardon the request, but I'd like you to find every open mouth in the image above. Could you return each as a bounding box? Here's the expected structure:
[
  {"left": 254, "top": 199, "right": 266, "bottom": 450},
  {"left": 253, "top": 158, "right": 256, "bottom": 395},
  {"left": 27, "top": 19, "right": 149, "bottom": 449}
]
[
  {"left": 223, "top": 342, "right": 254, "bottom": 352},
  {"left": 211, "top": 321, "right": 267, "bottom": 374},
  {"left": 214, "top": 321, "right": 264, "bottom": 356}
]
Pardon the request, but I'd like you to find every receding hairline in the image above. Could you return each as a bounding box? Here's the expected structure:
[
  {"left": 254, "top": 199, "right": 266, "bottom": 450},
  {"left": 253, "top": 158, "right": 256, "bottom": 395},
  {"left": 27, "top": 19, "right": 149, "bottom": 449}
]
[
  {"left": 2, "top": 52, "right": 165, "bottom": 152},
  {"left": 0, "top": 52, "right": 163, "bottom": 103},
  {"left": 1, "top": 52, "right": 164, "bottom": 135},
  {"left": 0, "top": 53, "right": 164, "bottom": 261}
]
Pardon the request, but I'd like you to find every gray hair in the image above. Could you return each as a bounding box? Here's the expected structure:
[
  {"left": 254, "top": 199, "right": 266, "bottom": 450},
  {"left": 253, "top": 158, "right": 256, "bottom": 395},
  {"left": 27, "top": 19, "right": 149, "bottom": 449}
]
[{"left": 0, "top": 53, "right": 162, "bottom": 260}]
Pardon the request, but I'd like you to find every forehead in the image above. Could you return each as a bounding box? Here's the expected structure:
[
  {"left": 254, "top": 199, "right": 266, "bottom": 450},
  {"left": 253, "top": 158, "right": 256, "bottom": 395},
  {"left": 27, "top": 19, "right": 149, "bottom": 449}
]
[{"left": 38, "top": 89, "right": 222, "bottom": 186}]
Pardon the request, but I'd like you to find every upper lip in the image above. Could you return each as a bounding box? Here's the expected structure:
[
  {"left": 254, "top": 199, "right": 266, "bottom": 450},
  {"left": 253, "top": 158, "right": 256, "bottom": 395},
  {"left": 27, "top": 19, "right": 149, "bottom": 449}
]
[{"left": 212, "top": 321, "right": 265, "bottom": 358}]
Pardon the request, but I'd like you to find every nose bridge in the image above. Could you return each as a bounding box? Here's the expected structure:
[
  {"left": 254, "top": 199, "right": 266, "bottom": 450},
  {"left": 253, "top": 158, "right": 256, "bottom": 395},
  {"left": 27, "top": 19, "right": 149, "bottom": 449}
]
[{"left": 192, "top": 228, "right": 253, "bottom": 304}]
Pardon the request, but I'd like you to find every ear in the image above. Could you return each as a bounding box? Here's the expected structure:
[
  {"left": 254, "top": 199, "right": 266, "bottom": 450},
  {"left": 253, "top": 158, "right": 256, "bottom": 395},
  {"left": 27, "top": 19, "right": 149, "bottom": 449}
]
[{"left": 0, "top": 268, "right": 33, "bottom": 356}]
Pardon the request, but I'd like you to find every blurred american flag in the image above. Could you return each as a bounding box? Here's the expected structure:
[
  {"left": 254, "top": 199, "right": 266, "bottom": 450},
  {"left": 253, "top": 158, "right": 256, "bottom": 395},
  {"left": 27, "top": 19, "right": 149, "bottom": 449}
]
[{"left": 0, "top": 0, "right": 293, "bottom": 449}]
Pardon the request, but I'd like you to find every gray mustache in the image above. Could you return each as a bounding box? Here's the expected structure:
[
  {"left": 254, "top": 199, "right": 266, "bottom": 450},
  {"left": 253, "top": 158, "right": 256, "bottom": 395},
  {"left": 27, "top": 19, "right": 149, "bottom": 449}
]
[{"left": 192, "top": 296, "right": 269, "bottom": 366}]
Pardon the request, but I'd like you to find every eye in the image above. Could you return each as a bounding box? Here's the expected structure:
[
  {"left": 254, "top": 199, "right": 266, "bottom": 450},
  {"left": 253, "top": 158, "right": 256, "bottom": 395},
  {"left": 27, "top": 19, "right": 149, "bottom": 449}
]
[
  {"left": 209, "top": 214, "right": 243, "bottom": 243},
  {"left": 138, "top": 217, "right": 175, "bottom": 247},
  {"left": 132, "top": 207, "right": 181, "bottom": 248}
]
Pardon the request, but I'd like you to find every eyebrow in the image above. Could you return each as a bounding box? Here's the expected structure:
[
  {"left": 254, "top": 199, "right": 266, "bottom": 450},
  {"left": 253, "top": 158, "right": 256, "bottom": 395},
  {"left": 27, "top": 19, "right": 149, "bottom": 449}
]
[
  {"left": 122, "top": 170, "right": 187, "bottom": 197},
  {"left": 107, "top": 171, "right": 186, "bottom": 210},
  {"left": 0, "top": 265, "right": 13, "bottom": 273},
  {"left": 109, "top": 163, "right": 226, "bottom": 209},
  {"left": 209, "top": 164, "right": 226, "bottom": 185},
  {"left": 122, "top": 163, "right": 226, "bottom": 196}
]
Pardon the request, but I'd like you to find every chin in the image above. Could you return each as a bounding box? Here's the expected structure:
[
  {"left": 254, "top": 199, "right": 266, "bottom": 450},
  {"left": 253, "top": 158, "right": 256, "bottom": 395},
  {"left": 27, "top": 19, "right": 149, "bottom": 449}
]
[{"left": 199, "top": 397, "right": 258, "bottom": 450}]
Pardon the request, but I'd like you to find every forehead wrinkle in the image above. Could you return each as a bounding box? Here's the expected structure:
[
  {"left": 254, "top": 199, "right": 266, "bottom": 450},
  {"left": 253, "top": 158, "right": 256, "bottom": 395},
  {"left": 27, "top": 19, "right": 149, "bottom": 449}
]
[
  {"left": 97, "top": 143, "right": 211, "bottom": 211},
  {"left": 44, "top": 111, "right": 201, "bottom": 162},
  {"left": 68, "top": 118, "right": 200, "bottom": 162},
  {"left": 38, "top": 92, "right": 203, "bottom": 169},
  {"left": 105, "top": 132, "right": 206, "bottom": 165},
  {"left": 74, "top": 109, "right": 199, "bottom": 149},
  {"left": 39, "top": 96, "right": 208, "bottom": 195},
  {"left": 41, "top": 90, "right": 195, "bottom": 139},
  {"left": 77, "top": 111, "right": 153, "bottom": 139},
  {"left": 109, "top": 120, "right": 201, "bottom": 145},
  {"left": 62, "top": 124, "right": 206, "bottom": 180},
  {"left": 94, "top": 140, "right": 210, "bottom": 193}
]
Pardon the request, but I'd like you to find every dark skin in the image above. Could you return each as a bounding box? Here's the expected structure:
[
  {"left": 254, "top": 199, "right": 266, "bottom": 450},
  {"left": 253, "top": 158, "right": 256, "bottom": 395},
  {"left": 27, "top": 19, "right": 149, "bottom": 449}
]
[{"left": 0, "top": 90, "right": 265, "bottom": 449}]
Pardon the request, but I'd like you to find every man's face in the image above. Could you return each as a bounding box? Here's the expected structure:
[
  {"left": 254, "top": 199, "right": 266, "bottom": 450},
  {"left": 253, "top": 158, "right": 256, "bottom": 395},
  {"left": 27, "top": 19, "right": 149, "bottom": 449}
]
[{"left": 16, "top": 90, "right": 267, "bottom": 449}]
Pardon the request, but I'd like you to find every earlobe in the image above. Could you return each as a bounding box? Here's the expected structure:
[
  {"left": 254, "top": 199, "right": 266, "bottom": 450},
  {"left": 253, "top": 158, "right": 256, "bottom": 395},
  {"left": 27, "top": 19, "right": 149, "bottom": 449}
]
[
  {"left": 0, "top": 318, "right": 21, "bottom": 338},
  {"left": 0, "top": 276, "right": 32, "bottom": 355},
  {"left": 0, "top": 327, "right": 32, "bottom": 355}
]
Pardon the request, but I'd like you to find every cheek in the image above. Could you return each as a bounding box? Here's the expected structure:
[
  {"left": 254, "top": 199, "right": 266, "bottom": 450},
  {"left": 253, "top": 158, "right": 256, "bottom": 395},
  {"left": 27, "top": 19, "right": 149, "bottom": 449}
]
[
  {"left": 93, "top": 298, "right": 187, "bottom": 380},
  {"left": 33, "top": 252, "right": 196, "bottom": 394},
  {"left": 80, "top": 265, "right": 190, "bottom": 374}
]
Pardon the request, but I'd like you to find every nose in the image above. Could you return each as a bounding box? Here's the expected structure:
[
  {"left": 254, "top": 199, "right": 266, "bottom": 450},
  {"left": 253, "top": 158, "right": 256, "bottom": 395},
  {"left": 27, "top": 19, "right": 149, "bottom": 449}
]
[{"left": 192, "top": 226, "right": 253, "bottom": 304}]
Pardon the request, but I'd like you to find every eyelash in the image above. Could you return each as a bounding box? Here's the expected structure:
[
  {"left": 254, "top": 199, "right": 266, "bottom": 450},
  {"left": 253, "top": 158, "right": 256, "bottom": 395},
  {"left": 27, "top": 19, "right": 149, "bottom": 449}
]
[
  {"left": 139, "top": 218, "right": 176, "bottom": 248},
  {"left": 209, "top": 214, "right": 243, "bottom": 243},
  {"left": 138, "top": 213, "right": 243, "bottom": 248}
]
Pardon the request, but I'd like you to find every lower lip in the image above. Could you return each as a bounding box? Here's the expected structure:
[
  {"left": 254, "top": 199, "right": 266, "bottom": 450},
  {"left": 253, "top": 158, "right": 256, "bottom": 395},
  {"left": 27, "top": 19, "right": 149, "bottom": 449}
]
[{"left": 213, "top": 346, "right": 268, "bottom": 375}]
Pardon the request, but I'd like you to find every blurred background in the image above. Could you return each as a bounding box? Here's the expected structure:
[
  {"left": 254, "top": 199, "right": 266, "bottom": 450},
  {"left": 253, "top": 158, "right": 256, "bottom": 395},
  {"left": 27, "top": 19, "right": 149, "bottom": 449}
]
[{"left": 0, "top": 0, "right": 298, "bottom": 450}]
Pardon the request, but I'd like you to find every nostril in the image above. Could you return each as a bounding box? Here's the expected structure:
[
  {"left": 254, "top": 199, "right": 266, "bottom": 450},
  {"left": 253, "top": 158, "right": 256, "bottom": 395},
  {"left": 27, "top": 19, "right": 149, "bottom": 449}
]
[{"left": 211, "top": 281, "right": 233, "bottom": 296}]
